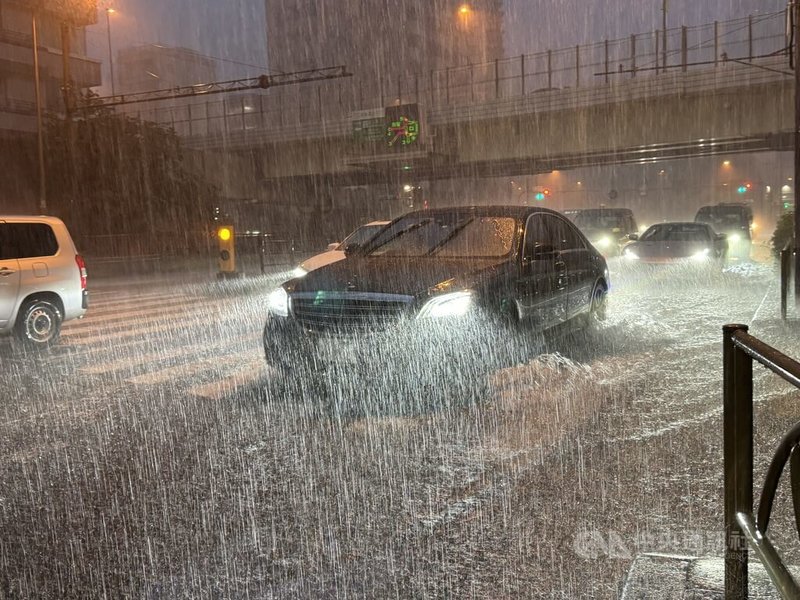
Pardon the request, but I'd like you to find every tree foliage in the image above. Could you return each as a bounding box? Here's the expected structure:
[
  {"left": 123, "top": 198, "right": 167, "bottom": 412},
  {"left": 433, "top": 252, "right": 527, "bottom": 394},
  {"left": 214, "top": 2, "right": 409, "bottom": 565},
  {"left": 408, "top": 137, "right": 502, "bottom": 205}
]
[
  {"left": 771, "top": 212, "right": 795, "bottom": 257},
  {"left": 44, "top": 112, "right": 217, "bottom": 251}
]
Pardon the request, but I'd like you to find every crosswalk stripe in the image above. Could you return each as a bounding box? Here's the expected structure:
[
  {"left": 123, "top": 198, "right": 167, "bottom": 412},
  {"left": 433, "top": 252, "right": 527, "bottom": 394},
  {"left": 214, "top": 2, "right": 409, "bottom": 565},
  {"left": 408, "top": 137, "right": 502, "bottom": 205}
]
[
  {"left": 63, "top": 313, "right": 217, "bottom": 345},
  {"left": 78, "top": 296, "right": 203, "bottom": 319},
  {"left": 63, "top": 301, "right": 227, "bottom": 334},
  {"left": 188, "top": 356, "right": 266, "bottom": 400},
  {"left": 79, "top": 333, "right": 256, "bottom": 375},
  {"left": 126, "top": 349, "right": 258, "bottom": 387}
]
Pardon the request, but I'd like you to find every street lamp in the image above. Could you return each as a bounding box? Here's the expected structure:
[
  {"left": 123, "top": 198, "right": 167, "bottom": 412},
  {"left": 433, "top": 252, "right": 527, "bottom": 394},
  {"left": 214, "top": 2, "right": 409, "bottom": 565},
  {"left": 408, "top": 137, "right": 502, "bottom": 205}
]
[{"left": 106, "top": 8, "right": 116, "bottom": 96}]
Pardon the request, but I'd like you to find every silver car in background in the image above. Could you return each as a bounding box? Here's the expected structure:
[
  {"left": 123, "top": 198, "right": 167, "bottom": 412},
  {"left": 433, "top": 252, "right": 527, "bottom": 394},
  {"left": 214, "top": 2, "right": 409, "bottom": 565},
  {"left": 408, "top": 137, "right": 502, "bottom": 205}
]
[{"left": 0, "top": 216, "right": 88, "bottom": 347}]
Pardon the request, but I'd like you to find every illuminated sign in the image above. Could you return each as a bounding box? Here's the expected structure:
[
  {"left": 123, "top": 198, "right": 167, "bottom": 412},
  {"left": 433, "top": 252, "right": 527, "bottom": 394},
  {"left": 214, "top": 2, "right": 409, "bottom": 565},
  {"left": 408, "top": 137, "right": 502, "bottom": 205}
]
[{"left": 385, "top": 104, "right": 421, "bottom": 148}]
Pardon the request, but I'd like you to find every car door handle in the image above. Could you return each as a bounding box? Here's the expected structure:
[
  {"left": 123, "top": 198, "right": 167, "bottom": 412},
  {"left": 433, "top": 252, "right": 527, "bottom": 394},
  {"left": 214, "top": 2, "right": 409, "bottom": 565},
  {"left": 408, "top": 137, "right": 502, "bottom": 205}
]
[{"left": 0, "top": 268, "right": 14, "bottom": 277}]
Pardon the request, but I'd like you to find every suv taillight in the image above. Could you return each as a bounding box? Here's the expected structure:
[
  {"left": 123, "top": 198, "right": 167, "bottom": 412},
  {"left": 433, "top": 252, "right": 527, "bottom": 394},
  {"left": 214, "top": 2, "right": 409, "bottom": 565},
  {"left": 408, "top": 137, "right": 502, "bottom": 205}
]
[{"left": 75, "top": 254, "right": 87, "bottom": 290}]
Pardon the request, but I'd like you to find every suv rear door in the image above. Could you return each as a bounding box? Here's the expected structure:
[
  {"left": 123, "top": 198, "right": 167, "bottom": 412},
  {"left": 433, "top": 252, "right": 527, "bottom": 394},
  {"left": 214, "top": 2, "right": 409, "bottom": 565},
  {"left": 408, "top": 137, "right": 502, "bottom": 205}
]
[
  {"left": 0, "top": 222, "right": 21, "bottom": 326},
  {"left": 516, "top": 214, "right": 567, "bottom": 328}
]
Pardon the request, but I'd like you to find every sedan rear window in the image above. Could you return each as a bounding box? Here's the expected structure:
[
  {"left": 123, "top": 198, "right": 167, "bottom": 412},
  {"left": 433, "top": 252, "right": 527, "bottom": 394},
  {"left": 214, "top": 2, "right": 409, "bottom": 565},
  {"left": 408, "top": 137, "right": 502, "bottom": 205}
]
[
  {"left": 640, "top": 223, "right": 710, "bottom": 243},
  {"left": 0, "top": 223, "right": 59, "bottom": 260}
]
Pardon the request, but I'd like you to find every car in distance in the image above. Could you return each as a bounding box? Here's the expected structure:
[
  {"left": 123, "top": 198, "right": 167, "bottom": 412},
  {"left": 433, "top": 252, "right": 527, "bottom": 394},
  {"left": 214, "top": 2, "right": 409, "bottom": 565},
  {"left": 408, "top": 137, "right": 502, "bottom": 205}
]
[
  {"left": 622, "top": 222, "right": 727, "bottom": 265},
  {"left": 292, "top": 221, "right": 390, "bottom": 278},
  {"left": 572, "top": 208, "right": 639, "bottom": 256},
  {"left": 264, "top": 206, "right": 610, "bottom": 375},
  {"left": 694, "top": 203, "right": 752, "bottom": 260},
  {"left": 0, "top": 216, "right": 88, "bottom": 347}
]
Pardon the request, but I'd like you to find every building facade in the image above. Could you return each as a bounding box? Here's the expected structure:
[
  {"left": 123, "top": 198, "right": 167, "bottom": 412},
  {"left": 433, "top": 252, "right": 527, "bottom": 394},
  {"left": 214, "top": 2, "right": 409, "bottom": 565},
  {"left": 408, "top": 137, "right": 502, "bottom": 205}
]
[
  {"left": 265, "top": 0, "right": 503, "bottom": 107},
  {"left": 0, "top": 0, "right": 100, "bottom": 211}
]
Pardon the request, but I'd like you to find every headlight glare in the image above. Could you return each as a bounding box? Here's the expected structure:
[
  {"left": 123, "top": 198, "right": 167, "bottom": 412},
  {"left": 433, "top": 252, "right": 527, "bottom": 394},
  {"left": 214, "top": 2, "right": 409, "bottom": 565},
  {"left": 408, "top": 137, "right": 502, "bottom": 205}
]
[
  {"left": 419, "top": 291, "right": 473, "bottom": 319},
  {"left": 691, "top": 248, "right": 711, "bottom": 261},
  {"left": 594, "top": 237, "right": 612, "bottom": 249},
  {"left": 728, "top": 233, "right": 741, "bottom": 243},
  {"left": 268, "top": 287, "right": 289, "bottom": 317},
  {"left": 623, "top": 248, "right": 639, "bottom": 260}
]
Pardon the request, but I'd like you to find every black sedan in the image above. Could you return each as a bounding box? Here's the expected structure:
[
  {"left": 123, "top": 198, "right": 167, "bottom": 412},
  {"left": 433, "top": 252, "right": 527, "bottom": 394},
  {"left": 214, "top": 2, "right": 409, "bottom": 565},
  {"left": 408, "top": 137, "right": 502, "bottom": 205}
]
[
  {"left": 263, "top": 206, "right": 610, "bottom": 375},
  {"left": 622, "top": 222, "right": 727, "bottom": 265}
]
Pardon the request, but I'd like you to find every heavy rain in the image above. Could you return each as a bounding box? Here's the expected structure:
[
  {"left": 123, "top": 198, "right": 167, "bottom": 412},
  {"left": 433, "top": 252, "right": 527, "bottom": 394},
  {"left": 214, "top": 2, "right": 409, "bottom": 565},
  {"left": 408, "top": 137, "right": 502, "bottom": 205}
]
[{"left": 1, "top": 0, "right": 800, "bottom": 598}]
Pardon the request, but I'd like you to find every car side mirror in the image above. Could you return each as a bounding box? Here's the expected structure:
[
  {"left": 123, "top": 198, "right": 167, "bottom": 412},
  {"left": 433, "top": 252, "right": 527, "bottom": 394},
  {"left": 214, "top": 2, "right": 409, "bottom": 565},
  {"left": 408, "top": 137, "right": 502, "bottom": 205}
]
[
  {"left": 343, "top": 242, "right": 360, "bottom": 256},
  {"left": 327, "top": 242, "right": 340, "bottom": 251},
  {"left": 627, "top": 233, "right": 639, "bottom": 241}
]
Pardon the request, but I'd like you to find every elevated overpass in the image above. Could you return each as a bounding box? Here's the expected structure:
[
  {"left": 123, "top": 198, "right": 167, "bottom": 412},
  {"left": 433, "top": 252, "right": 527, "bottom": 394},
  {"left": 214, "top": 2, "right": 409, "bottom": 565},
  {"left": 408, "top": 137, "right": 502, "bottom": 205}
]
[{"left": 165, "top": 12, "right": 791, "bottom": 201}]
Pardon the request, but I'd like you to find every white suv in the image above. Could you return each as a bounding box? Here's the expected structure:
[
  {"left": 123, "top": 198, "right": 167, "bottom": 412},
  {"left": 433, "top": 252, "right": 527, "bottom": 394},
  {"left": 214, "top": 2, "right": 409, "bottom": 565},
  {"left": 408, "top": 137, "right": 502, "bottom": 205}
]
[{"left": 0, "top": 216, "right": 88, "bottom": 347}]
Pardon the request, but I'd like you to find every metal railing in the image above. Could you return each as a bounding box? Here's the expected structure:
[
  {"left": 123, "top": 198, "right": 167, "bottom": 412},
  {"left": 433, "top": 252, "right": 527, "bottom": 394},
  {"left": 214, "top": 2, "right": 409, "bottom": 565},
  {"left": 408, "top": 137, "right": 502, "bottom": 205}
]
[
  {"left": 128, "top": 11, "right": 789, "bottom": 139},
  {"left": 781, "top": 240, "right": 795, "bottom": 321},
  {"left": 723, "top": 324, "right": 800, "bottom": 599}
]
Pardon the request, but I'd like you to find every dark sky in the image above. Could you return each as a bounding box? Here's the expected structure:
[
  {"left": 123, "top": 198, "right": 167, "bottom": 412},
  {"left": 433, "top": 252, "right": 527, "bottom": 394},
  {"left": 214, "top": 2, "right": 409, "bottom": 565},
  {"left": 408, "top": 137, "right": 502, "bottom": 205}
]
[{"left": 87, "top": 0, "right": 787, "bottom": 90}]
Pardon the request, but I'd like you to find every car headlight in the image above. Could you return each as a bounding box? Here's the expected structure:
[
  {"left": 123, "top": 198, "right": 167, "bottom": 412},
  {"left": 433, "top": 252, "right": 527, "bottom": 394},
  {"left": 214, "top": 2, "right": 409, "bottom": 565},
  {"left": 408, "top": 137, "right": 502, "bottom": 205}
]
[
  {"left": 594, "top": 237, "right": 612, "bottom": 249},
  {"left": 691, "top": 248, "right": 710, "bottom": 261},
  {"left": 292, "top": 266, "right": 308, "bottom": 278},
  {"left": 623, "top": 248, "right": 639, "bottom": 260},
  {"left": 418, "top": 291, "right": 473, "bottom": 319},
  {"left": 268, "top": 287, "right": 289, "bottom": 317},
  {"left": 728, "top": 233, "right": 741, "bottom": 243}
]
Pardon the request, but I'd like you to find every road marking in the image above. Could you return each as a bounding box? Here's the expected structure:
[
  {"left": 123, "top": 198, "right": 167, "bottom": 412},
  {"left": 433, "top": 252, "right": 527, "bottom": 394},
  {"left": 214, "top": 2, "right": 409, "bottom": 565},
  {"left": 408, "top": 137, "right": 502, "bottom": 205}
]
[
  {"left": 188, "top": 356, "right": 266, "bottom": 400},
  {"left": 126, "top": 349, "right": 258, "bottom": 387},
  {"left": 62, "top": 301, "right": 226, "bottom": 335}
]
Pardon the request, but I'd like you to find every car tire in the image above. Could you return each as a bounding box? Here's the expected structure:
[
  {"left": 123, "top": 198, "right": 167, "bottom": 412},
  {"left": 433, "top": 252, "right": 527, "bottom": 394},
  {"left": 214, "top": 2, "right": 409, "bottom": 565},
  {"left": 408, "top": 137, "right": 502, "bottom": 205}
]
[
  {"left": 588, "top": 282, "right": 608, "bottom": 325},
  {"left": 14, "top": 299, "right": 63, "bottom": 347}
]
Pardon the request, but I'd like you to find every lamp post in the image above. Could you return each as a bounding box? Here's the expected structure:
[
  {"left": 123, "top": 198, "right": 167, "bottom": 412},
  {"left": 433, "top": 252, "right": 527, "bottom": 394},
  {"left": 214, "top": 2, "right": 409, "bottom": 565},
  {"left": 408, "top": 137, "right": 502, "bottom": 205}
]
[
  {"left": 31, "top": 9, "right": 46, "bottom": 213},
  {"left": 106, "top": 8, "right": 116, "bottom": 96}
]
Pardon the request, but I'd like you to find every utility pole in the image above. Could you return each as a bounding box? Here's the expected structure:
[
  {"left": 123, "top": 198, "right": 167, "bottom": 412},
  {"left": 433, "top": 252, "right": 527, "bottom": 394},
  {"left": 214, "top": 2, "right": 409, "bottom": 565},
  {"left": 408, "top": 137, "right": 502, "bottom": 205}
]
[
  {"left": 662, "top": 0, "right": 668, "bottom": 71},
  {"left": 61, "top": 22, "right": 73, "bottom": 118},
  {"left": 794, "top": 0, "right": 800, "bottom": 302},
  {"left": 31, "top": 10, "right": 46, "bottom": 213}
]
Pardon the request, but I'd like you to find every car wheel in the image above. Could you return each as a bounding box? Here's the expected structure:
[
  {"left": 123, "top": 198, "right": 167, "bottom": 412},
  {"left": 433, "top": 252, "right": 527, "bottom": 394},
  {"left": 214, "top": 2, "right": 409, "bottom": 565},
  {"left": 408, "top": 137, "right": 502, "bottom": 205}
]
[
  {"left": 14, "top": 299, "right": 63, "bottom": 347},
  {"left": 588, "top": 282, "right": 608, "bottom": 324}
]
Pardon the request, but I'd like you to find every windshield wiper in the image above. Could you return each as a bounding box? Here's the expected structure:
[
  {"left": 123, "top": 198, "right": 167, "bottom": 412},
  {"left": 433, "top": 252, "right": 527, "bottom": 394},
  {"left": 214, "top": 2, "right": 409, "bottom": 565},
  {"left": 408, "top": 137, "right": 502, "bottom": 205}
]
[
  {"left": 368, "top": 219, "right": 432, "bottom": 254},
  {"left": 426, "top": 218, "right": 475, "bottom": 255}
]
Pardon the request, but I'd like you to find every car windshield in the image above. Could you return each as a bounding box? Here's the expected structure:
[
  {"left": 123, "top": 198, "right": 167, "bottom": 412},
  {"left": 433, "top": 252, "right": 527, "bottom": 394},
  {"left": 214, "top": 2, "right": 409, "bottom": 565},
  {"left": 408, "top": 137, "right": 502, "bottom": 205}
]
[
  {"left": 340, "top": 224, "right": 385, "bottom": 249},
  {"left": 574, "top": 210, "right": 627, "bottom": 231},
  {"left": 366, "top": 215, "right": 517, "bottom": 258},
  {"left": 695, "top": 206, "right": 749, "bottom": 228},
  {"left": 640, "top": 223, "right": 710, "bottom": 242}
]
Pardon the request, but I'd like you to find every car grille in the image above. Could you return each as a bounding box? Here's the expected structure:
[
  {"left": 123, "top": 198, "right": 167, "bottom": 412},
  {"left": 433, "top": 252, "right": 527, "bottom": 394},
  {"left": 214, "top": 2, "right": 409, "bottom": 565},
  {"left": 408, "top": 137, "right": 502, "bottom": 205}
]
[{"left": 290, "top": 292, "right": 415, "bottom": 332}]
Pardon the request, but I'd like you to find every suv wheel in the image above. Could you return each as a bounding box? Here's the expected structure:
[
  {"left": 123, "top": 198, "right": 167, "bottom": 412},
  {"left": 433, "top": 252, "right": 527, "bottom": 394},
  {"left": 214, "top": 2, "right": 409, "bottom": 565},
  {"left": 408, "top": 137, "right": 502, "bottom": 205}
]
[{"left": 14, "top": 299, "right": 63, "bottom": 347}]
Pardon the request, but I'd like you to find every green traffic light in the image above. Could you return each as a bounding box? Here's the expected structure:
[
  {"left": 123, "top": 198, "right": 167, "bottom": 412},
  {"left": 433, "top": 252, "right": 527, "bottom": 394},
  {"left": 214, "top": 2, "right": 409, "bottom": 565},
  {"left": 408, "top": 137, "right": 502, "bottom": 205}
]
[
  {"left": 534, "top": 192, "right": 545, "bottom": 201},
  {"left": 737, "top": 186, "right": 747, "bottom": 194}
]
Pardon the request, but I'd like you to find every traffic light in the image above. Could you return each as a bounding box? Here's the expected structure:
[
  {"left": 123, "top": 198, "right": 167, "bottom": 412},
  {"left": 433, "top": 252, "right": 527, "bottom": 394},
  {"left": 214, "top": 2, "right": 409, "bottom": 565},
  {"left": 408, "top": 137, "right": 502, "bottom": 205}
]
[
  {"left": 534, "top": 188, "right": 551, "bottom": 202},
  {"left": 737, "top": 182, "right": 752, "bottom": 195},
  {"left": 217, "top": 225, "right": 236, "bottom": 275}
]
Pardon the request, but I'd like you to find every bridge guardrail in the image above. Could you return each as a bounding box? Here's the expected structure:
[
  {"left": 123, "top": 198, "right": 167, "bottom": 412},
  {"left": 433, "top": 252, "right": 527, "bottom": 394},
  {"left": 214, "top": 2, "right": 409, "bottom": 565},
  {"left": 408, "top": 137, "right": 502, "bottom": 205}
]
[
  {"left": 131, "top": 10, "right": 789, "bottom": 143},
  {"left": 723, "top": 324, "right": 800, "bottom": 599}
]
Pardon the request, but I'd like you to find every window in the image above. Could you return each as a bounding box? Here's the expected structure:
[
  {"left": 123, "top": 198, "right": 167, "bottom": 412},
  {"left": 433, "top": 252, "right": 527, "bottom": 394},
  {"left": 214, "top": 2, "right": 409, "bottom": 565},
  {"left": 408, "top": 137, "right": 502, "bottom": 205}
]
[
  {"left": 548, "top": 216, "right": 585, "bottom": 250},
  {"left": 523, "top": 214, "right": 549, "bottom": 257},
  {"left": 0, "top": 224, "right": 59, "bottom": 260}
]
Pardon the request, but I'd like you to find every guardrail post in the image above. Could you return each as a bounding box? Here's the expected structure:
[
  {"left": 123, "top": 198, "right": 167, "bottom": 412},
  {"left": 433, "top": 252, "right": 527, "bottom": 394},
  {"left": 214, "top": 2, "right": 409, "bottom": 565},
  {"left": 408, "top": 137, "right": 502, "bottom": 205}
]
[
  {"left": 723, "top": 323, "right": 753, "bottom": 600},
  {"left": 630, "top": 35, "right": 636, "bottom": 77},
  {"left": 495, "top": 58, "right": 500, "bottom": 98},
  {"left": 782, "top": 244, "right": 792, "bottom": 320},
  {"left": 681, "top": 26, "right": 688, "bottom": 72}
]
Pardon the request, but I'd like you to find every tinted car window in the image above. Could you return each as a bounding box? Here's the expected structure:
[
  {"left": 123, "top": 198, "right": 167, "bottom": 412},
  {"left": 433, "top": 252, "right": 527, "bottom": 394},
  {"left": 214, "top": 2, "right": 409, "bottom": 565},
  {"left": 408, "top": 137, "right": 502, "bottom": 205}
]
[
  {"left": 368, "top": 215, "right": 517, "bottom": 258},
  {"left": 523, "top": 214, "right": 552, "bottom": 257},
  {"left": 547, "top": 216, "right": 585, "bottom": 250},
  {"left": 0, "top": 223, "right": 59, "bottom": 260},
  {"left": 341, "top": 224, "right": 384, "bottom": 249},
  {"left": 695, "top": 206, "right": 751, "bottom": 229}
]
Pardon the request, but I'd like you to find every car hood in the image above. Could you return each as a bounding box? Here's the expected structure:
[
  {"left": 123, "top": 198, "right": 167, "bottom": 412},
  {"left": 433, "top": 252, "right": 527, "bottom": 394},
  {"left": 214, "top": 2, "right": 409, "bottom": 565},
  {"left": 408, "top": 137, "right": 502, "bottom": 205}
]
[
  {"left": 287, "top": 255, "right": 511, "bottom": 297},
  {"left": 299, "top": 250, "right": 345, "bottom": 272},
  {"left": 629, "top": 240, "right": 710, "bottom": 258}
]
